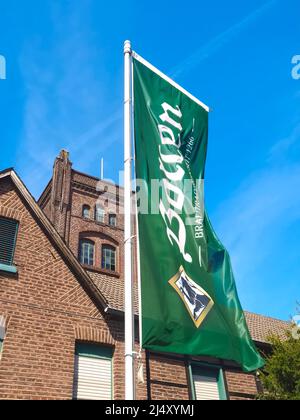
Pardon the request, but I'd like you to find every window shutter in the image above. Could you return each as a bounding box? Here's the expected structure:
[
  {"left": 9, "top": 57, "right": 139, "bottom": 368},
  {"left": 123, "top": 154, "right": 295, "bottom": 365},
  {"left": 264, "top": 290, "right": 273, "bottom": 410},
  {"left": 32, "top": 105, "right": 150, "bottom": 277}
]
[
  {"left": 0, "top": 218, "right": 18, "bottom": 265},
  {"left": 74, "top": 344, "right": 113, "bottom": 400},
  {"left": 74, "top": 355, "right": 112, "bottom": 400},
  {"left": 193, "top": 373, "right": 220, "bottom": 400}
]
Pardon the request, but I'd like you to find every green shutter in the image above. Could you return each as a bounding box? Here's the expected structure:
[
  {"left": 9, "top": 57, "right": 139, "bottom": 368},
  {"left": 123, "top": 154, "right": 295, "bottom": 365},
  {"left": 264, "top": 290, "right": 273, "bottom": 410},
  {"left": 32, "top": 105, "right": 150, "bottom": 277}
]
[
  {"left": 75, "top": 343, "right": 113, "bottom": 360},
  {"left": 0, "top": 217, "right": 18, "bottom": 266}
]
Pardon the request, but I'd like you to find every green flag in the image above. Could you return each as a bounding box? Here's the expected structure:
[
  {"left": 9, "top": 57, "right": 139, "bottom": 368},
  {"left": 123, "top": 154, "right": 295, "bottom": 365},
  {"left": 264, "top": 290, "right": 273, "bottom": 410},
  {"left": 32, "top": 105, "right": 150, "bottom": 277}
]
[{"left": 133, "top": 53, "right": 264, "bottom": 372}]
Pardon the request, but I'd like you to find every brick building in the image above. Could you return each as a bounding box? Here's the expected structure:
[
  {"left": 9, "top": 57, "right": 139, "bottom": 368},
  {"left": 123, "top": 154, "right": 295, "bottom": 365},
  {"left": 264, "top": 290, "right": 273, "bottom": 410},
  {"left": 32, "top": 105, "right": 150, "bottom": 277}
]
[{"left": 0, "top": 151, "right": 290, "bottom": 400}]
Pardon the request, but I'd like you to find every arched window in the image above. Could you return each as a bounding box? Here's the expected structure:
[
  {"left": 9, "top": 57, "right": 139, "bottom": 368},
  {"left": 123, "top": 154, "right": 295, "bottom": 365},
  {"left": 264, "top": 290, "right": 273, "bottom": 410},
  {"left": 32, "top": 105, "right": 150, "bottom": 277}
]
[
  {"left": 95, "top": 205, "right": 105, "bottom": 223},
  {"left": 101, "top": 245, "right": 116, "bottom": 271},
  {"left": 79, "top": 239, "right": 94, "bottom": 266},
  {"left": 108, "top": 214, "right": 116, "bottom": 227},
  {"left": 82, "top": 205, "right": 91, "bottom": 220}
]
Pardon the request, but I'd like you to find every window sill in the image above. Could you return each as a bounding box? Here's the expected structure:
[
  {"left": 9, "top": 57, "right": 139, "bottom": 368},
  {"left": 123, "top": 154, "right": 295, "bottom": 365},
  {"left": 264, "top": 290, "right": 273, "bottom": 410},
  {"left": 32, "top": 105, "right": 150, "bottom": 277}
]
[
  {"left": 73, "top": 214, "right": 123, "bottom": 230},
  {"left": 0, "top": 263, "right": 18, "bottom": 274},
  {"left": 81, "top": 264, "right": 120, "bottom": 278}
]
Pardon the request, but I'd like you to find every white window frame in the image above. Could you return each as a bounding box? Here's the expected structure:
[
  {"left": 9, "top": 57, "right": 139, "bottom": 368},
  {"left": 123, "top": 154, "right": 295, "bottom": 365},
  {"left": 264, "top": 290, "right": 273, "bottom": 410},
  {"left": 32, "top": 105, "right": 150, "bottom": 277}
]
[
  {"left": 95, "top": 205, "right": 105, "bottom": 223},
  {"left": 79, "top": 240, "right": 94, "bottom": 266},
  {"left": 101, "top": 245, "right": 116, "bottom": 271}
]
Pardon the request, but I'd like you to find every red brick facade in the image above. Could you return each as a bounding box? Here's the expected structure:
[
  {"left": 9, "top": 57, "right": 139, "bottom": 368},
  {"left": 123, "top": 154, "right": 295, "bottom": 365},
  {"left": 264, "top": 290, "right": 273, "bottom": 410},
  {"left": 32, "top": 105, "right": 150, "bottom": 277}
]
[
  {"left": 0, "top": 176, "right": 134, "bottom": 399},
  {"left": 0, "top": 156, "right": 289, "bottom": 400},
  {"left": 39, "top": 152, "right": 127, "bottom": 282}
]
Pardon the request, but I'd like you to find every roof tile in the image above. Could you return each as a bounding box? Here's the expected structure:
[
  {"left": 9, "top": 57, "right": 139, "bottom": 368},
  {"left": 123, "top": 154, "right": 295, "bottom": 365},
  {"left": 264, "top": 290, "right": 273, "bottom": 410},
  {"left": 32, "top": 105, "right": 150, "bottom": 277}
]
[{"left": 87, "top": 270, "right": 290, "bottom": 344}]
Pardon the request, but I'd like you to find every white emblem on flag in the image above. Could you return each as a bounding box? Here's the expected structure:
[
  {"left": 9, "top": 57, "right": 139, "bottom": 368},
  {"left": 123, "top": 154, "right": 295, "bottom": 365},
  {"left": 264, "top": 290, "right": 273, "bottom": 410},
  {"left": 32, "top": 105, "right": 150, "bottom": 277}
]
[{"left": 168, "top": 266, "right": 214, "bottom": 328}]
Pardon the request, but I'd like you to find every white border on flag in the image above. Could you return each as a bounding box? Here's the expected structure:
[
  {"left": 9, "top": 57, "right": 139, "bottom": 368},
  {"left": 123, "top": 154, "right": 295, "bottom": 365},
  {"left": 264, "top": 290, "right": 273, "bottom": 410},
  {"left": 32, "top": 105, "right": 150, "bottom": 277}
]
[{"left": 132, "top": 51, "right": 210, "bottom": 113}]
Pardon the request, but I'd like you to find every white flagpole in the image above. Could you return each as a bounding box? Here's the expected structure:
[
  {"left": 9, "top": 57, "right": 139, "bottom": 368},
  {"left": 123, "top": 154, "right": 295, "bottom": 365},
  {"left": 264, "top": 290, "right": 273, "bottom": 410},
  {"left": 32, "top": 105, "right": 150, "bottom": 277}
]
[{"left": 124, "top": 40, "right": 135, "bottom": 400}]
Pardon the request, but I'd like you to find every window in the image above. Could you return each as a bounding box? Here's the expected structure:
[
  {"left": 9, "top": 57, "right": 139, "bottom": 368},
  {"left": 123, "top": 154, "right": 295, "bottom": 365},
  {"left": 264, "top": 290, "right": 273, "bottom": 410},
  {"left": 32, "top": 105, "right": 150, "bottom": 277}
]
[
  {"left": 82, "top": 205, "right": 91, "bottom": 219},
  {"left": 0, "top": 315, "right": 6, "bottom": 356},
  {"left": 79, "top": 240, "right": 94, "bottom": 266},
  {"left": 190, "top": 364, "right": 227, "bottom": 400},
  {"left": 101, "top": 245, "right": 116, "bottom": 271},
  {"left": 108, "top": 214, "right": 116, "bottom": 227},
  {"left": 73, "top": 343, "right": 113, "bottom": 400},
  {"left": 0, "top": 217, "right": 18, "bottom": 273},
  {"left": 95, "top": 205, "right": 105, "bottom": 223}
]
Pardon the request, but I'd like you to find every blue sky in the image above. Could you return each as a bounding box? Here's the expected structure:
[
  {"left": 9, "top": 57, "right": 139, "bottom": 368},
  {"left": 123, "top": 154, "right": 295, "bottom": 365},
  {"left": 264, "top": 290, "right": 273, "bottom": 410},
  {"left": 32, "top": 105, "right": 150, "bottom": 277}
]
[{"left": 0, "top": 0, "right": 299, "bottom": 321}]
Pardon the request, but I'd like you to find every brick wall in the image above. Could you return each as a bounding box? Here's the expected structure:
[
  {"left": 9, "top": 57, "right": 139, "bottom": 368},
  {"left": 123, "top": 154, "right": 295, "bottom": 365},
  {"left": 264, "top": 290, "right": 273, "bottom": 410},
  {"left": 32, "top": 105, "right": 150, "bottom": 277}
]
[
  {"left": 148, "top": 355, "right": 190, "bottom": 400},
  {"left": 143, "top": 353, "right": 259, "bottom": 400},
  {"left": 224, "top": 370, "right": 258, "bottom": 399},
  {"left": 0, "top": 178, "right": 145, "bottom": 400},
  {"left": 39, "top": 152, "right": 127, "bottom": 284},
  {"left": 67, "top": 188, "right": 125, "bottom": 279}
]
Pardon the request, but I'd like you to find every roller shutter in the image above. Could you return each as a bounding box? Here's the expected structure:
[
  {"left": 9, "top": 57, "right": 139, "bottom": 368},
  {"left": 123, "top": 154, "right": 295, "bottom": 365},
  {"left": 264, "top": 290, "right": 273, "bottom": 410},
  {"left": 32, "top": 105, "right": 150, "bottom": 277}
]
[{"left": 74, "top": 344, "right": 113, "bottom": 400}]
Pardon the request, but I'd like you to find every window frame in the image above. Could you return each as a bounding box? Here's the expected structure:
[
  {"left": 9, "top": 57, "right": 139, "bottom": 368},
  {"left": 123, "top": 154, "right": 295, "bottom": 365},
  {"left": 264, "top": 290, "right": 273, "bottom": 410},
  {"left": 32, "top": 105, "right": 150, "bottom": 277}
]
[
  {"left": 0, "top": 316, "right": 6, "bottom": 357},
  {"left": 188, "top": 361, "right": 227, "bottom": 400},
  {"left": 0, "top": 217, "right": 19, "bottom": 273},
  {"left": 0, "top": 333, "right": 3, "bottom": 355},
  {"left": 73, "top": 342, "right": 113, "bottom": 400},
  {"left": 108, "top": 214, "right": 117, "bottom": 227},
  {"left": 101, "top": 244, "right": 116, "bottom": 272},
  {"left": 95, "top": 205, "right": 105, "bottom": 224},
  {"left": 79, "top": 239, "right": 95, "bottom": 266},
  {"left": 82, "top": 205, "right": 91, "bottom": 220}
]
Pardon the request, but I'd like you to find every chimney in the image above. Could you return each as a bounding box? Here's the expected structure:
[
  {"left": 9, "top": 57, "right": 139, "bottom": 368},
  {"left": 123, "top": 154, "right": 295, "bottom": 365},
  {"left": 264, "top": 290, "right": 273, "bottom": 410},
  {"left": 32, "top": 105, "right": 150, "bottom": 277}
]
[{"left": 50, "top": 149, "right": 72, "bottom": 242}]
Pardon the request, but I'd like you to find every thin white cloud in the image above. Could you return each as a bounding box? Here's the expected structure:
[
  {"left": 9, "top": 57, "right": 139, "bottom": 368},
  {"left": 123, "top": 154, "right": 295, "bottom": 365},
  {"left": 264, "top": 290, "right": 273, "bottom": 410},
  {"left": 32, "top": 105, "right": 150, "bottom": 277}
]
[
  {"left": 269, "top": 122, "right": 300, "bottom": 161},
  {"left": 171, "top": 0, "right": 277, "bottom": 79},
  {"left": 212, "top": 122, "right": 300, "bottom": 312},
  {"left": 213, "top": 164, "right": 300, "bottom": 278},
  {"left": 17, "top": 2, "right": 121, "bottom": 197}
]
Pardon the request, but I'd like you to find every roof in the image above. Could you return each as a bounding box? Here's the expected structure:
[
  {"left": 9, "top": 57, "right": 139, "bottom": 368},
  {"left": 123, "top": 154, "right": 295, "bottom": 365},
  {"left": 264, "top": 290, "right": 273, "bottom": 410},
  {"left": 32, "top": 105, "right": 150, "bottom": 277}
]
[
  {"left": 87, "top": 271, "right": 290, "bottom": 344},
  {"left": 0, "top": 168, "right": 109, "bottom": 313},
  {"left": 244, "top": 311, "right": 290, "bottom": 343},
  {"left": 88, "top": 271, "right": 138, "bottom": 314}
]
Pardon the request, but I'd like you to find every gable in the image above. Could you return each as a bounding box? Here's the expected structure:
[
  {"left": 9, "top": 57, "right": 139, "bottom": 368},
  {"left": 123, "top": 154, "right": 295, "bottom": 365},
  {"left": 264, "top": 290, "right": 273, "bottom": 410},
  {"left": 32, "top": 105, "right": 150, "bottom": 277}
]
[{"left": 0, "top": 175, "right": 106, "bottom": 319}]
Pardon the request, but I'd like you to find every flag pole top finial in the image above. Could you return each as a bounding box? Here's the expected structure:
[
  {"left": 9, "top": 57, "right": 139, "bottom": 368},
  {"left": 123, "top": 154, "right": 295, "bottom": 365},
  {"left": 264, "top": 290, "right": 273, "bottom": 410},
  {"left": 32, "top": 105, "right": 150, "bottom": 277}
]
[{"left": 124, "top": 40, "right": 131, "bottom": 55}]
